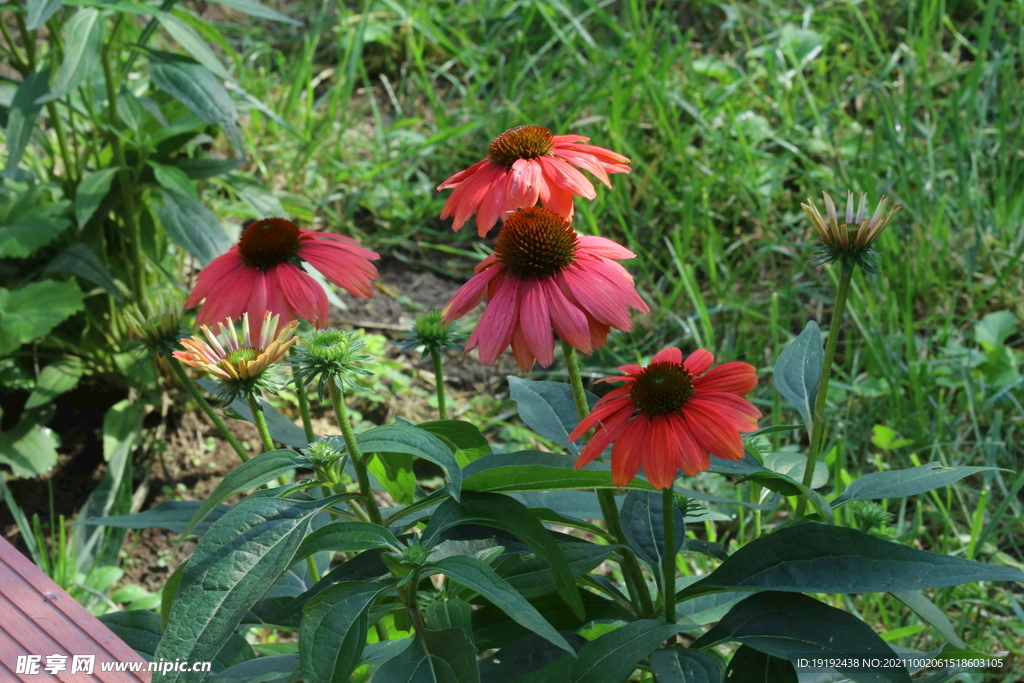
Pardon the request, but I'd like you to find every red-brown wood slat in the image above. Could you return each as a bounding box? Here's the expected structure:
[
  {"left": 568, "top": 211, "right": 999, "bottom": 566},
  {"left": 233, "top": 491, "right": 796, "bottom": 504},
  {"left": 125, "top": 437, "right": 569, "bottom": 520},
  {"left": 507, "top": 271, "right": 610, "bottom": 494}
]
[{"left": 0, "top": 536, "right": 151, "bottom": 682}]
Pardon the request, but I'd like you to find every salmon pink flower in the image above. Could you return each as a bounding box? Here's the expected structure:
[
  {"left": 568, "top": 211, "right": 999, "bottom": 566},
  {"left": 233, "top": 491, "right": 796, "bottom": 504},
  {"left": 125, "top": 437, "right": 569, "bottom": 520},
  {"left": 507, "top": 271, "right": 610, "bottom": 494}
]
[
  {"left": 437, "top": 125, "right": 631, "bottom": 236},
  {"left": 442, "top": 207, "right": 648, "bottom": 371},
  {"left": 186, "top": 218, "right": 379, "bottom": 336},
  {"left": 570, "top": 348, "right": 761, "bottom": 489}
]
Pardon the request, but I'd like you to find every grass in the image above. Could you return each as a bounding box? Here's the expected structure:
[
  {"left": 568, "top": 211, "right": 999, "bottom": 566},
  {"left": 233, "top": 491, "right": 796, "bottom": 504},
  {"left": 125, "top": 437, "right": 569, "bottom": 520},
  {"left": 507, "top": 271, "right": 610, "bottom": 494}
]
[{"left": 168, "top": 0, "right": 1024, "bottom": 676}]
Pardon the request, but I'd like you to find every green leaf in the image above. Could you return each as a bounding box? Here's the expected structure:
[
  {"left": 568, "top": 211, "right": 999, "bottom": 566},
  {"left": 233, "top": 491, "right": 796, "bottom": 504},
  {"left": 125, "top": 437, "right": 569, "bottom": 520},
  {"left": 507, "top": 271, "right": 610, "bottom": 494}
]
[
  {"left": 74, "top": 166, "right": 120, "bottom": 228},
  {"left": 24, "top": 356, "right": 82, "bottom": 409},
  {"left": 37, "top": 8, "right": 103, "bottom": 103},
  {"left": 0, "top": 279, "right": 84, "bottom": 355},
  {"left": 418, "top": 420, "right": 492, "bottom": 467},
  {"left": 148, "top": 51, "right": 243, "bottom": 152},
  {"left": 515, "top": 658, "right": 574, "bottom": 683},
  {"left": 150, "top": 160, "right": 198, "bottom": 199},
  {"left": 620, "top": 489, "right": 684, "bottom": 581},
  {"left": 0, "top": 418, "right": 59, "bottom": 477},
  {"left": 831, "top": 463, "right": 997, "bottom": 509},
  {"left": 99, "top": 609, "right": 163, "bottom": 658},
  {"left": 44, "top": 243, "right": 124, "bottom": 301},
  {"left": 172, "top": 157, "right": 245, "bottom": 180},
  {"left": 434, "top": 555, "right": 573, "bottom": 654},
  {"left": 725, "top": 645, "right": 797, "bottom": 683},
  {"left": 649, "top": 644, "right": 724, "bottom": 683},
  {"left": 0, "top": 195, "right": 72, "bottom": 258},
  {"left": 507, "top": 377, "right": 596, "bottom": 456},
  {"left": 421, "top": 627, "right": 481, "bottom": 683},
  {"left": 358, "top": 423, "right": 463, "bottom": 502},
  {"left": 422, "top": 492, "right": 584, "bottom": 620},
  {"left": 692, "top": 592, "right": 911, "bottom": 683},
  {"left": 294, "top": 520, "right": 402, "bottom": 562},
  {"left": 201, "top": 383, "right": 309, "bottom": 447},
  {"left": 890, "top": 591, "right": 965, "bottom": 649},
  {"left": 180, "top": 449, "right": 305, "bottom": 539},
  {"left": 154, "top": 494, "right": 346, "bottom": 683},
  {"left": 975, "top": 311, "right": 1017, "bottom": 351},
  {"left": 205, "top": 654, "right": 299, "bottom": 683},
  {"left": 156, "top": 189, "right": 229, "bottom": 265},
  {"left": 300, "top": 579, "right": 395, "bottom": 683},
  {"left": 570, "top": 620, "right": 688, "bottom": 683},
  {"left": 762, "top": 452, "right": 829, "bottom": 489},
  {"left": 479, "top": 633, "right": 585, "bottom": 683},
  {"left": 373, "top": 638, "right": 457, "bottom": 683},
  {"left": 208, "top": 0, "right": 302, "bottom": 25},
  {"left": 3, "top": 68, "right": 50, "bottom": 177},
  {"left": 77, "top": 500, "right": 230, "bottom": 535},
  {"left": 426, "top": 597, "right": 474, "bottom": 635},
  {"left": 156, "top": 11, "right": 233, "bottom": 82},
  {"left": 738, "top": 471, "right": 833, "bottom": 523},
  {"left": 773, "top": 320, "right": 823, "bottom": 437},
  {"left": 368, "top": 450, "right": 417, "bottom": 505},
  {"left": 27, "top": 0, "right": 64, "bottom": 30},
  {"left": 463, "top": 451, "right": 654, "bottom": 494},
  {"left": 503, "top": 540, "right": 615, "bottom": 599},
  {"left": 677, "top": 522, "right": 1024, "bottom": 601}
]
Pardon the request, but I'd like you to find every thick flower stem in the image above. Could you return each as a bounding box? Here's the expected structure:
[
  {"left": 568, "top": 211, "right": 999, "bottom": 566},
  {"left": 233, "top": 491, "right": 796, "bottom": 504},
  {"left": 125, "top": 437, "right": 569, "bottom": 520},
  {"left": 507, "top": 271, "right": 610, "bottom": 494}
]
[
  {"left": 247, "top": 395, "right": 276, "bottom": 454},
  {"left": 797, "top": 264, "right": 853, "bottom": 517},
  {"left": 431, "top": 349, "right": 448, "bottom": 420},
  {"left": 562, "top": 341, "right": 654, "bottom": 618},
  {"left": 328, "top": 377, "right": 384, "bottom": 526},
  {"left": 662, "top": 488, "right": 676, "bottom": 626},
  {"left": 171, "top": 360, "right": 250, "bottom": 463},
  {"left": 293, "top": 366, "right": 316, "bottom": 443}
]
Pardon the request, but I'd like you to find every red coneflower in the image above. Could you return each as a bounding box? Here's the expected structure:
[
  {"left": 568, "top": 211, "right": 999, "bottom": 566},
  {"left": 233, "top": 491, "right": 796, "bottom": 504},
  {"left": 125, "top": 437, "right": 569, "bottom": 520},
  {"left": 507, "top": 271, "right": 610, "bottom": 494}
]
[
  {"left": 570, "top": 347, "right": 761, "bottom": 489},
  {"left": 442, "top": 207, "right": 648, "bottom": 371},
  {"left": 186, "top": 218, "right": 379, "bottom": 336},
  {"left": 437, "top": 126, "right": 631, "bottom": 236}
]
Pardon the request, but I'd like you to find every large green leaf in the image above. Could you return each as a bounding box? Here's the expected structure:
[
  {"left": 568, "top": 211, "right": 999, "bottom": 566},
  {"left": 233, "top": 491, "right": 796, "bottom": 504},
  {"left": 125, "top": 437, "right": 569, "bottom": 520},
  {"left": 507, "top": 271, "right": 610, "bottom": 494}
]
[
  {"left": 421, "top": 492, "right": 583, "bottom": 619},
  {"left": 77, "top": 500, "right": 229, "bottom": 536},
  {"left": 3, "top": 68, "right": 50, "bottom": 177},
  {"left": 358, "top": 423, "right": 463, "bottom": 501},
  {"left": 372, "top": 638, "right": 457, "bottom": 683},
  {"left": 0, "top": 195, "right": 71, "bottom": 258},
  {"left": 479, "top": 633, "right": 585, "bottom": 683},
  {"left": 0, "top": 280, "right": 84, "bottom": 355},
  {"left": 507, "top": 376, "right": 596, "bottom": 456},
  {"left": 37, "top": 8, "right": 102, "bottom": 103},
  {"left": 148, "top": 51, "right": 243, "bottom": 152},
  {"left": 418, "top": 420, "right": 492, "bottom": 467},
  {"left": 44, "top": 244, "right": 124, "bottom": 301},
  {"left": 503, "top": 541, "right": 615, "bottom": 600},
  {"left": 156, "top": 11, "right": 233, "bottom": 82},
  {"left": 0, "top": 418, "right": 59, "bottom": 477},
  {"left": 153, "top": 494, "right": 346, "bottom": 683},
  {"left": 74, "top": 167, "right": 120, "bottom": 228},
  {"left": 773, "top": 320, "right": 823, "bottom": 436},
  {"left": 692, "top": 592, "right": 911, "bottom": 683},
  {"left": 725, "top": 645, "right": 797, "bottom": 683},
  {"left": 677, "top": 522, "right": 1024, "bottom": 601},
  {"left": 294, "top": 520, "right": 402, "bottom": 562},
  {"left": 300, "top": 579, "right": 395, "bottom": 683},
  {"left": 421, "top": 627, "right": 481, "bottom": 683},
  {"left": 831, "top": 463, "right": 996, "bottom": 508},
  {"left": 649, "top": 645, "right": 723, "bottom": 683},
  {"left": 368, "top": 450, "right": 417, "bottom": 505},
  {"left": 156, "top": 190, "right": 230, "bottom": 265},
  {"left": 24, "top": 356, "right": 82, "bottom": 410},
  {"left": 620, "top": 490, "right": 684, "bottom": 581},
  {"left": 890, "top": 591, "right": 965, "bottom": 649},
  {"left": 434, "top": 555, "right": 573, "bottom": 654},
  {"left": 570, "top": 620, "right": 688, "bottom": 683},
  {"left": 27, "top": 0, "right": 64, "bottom": 29},
  {"left": 205, "top": 654, "right": 299, "bottom": 683}
]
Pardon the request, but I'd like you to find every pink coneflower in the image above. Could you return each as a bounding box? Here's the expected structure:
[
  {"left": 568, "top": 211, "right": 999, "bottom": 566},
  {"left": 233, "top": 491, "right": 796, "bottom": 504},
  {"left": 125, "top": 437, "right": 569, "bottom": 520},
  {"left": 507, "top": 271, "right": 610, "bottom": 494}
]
[
  {"left": 437, "top": 126, "right": 631, "bottom": 236},
  {"left": 186, "top": 218, "right": 379, "bottom": 336},
  {"left": 442, "top": 207, "right": 648, "bottom": 371},
  {"left": 570, "top": 347, "right": 761, "bottom": 489}
]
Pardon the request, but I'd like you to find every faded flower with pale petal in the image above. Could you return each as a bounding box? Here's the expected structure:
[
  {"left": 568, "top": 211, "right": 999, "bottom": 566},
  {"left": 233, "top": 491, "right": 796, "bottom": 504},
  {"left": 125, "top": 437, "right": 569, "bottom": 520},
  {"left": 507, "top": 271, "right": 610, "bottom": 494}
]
[{"left": 802, "top": 191, "right": 901, "bottom": 274}]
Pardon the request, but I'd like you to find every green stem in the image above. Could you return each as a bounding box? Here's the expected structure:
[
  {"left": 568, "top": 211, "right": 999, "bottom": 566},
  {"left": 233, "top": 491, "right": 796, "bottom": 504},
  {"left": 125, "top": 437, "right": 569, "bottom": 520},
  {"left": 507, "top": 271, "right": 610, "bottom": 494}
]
[
  {"left": 662, "top": 488, "right": 676, "bottom": 626},
  {"left": 171, "top": 360, "right": 250, "bottom": 463},
  {"left": 248, "top": 395, "right": 276, "bottom": 453},
  {"left": 328, "top": 377, "right": 383, "bottom": 525},
  {"left": 121, "top": 0, "right": 179, "bottom": 77},
  {"left": 562, "top": 341, "right": 653, "bottom": 617},
  {"left": 430, "top": 349, "right": 447, "bottom": 420},
  {"left": 797, "top": 264, "right": 853, "bottom": 516},
  {"left": 292, "top": 351, "right": 316, "bottom": 443}
]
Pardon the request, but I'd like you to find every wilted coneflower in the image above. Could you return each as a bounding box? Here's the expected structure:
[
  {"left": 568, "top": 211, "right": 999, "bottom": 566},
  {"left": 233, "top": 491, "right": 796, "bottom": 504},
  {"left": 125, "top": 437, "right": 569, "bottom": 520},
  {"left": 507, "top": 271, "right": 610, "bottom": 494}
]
[
  {"left": 570, "top": 347, "right": 761, "bottom": 489},
  {"left": 186, "top": 218, "right": 379, "bottom": 337},
  {"left": 442, "top": 207, "right": 648, "bottom": 372},
  {"left": 437, "top": 126, "right": 631, "bottom": 236},
  {"left": 802, "top": 191, "right": 901, "bottom": 274}
]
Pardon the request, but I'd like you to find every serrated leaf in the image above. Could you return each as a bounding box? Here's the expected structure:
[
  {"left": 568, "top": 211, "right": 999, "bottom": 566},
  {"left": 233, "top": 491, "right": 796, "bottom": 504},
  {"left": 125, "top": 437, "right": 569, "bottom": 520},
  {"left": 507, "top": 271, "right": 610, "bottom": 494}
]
[
  {"left": 77, "top": 500, "right": 230, "bottom": 535},
  {"left": 831, "top": 463, "right": 997, "bottom": 509},
  {"left": 44, "top": 243, "right": 124, "bottom": 301},
  {"left": 692, "top": 592, "right": 911, "bottom": 683},
  {"left": 620, "top": 490, "right": 684, "bottom": 582},
  {"left": 4, "top": 68, "right": 50, "bottom": 177},
  {"left": 156, "top": 11, "right": 233, "bottom": 82},
  {"left": 649, "top": 644, "right": 723, "bottom": 683},
  {"left": 773, "top": 320, "right": 823, "bottom": 437},
  {"left": 156, "top": 190, "right": 229, "bottom": 265},
  {"left": 435, "top": 555, "right": 572, "bottom": 654},
  {"left": 24, "top": 356, "right": 82, "bottom": 409},
  {"left": 74, "top": 166, "right": 120, "bottom": 228},
  {"left": 27, "top": 0, "right": 64, "bottom": 29},
  {"left": 570, "top": 620, "right": 688, "bottom": 683},
  {"left": 148, "top": 51, "right": 243, "bottom": 152},
  {"left": 358, "top": 423, "right": 462, "bottom": 502},
  {"left": 508, "top": 376, "right": 596, "bottom": 456},
  {"left": 677, "top": 522, "right": 1024, "bottom": 601},
  {"left": 0, "top": 280, "right": 84, "bottom": 355},
  {"left": 37, "top": 8, "right": 103, "bottom": 103}
]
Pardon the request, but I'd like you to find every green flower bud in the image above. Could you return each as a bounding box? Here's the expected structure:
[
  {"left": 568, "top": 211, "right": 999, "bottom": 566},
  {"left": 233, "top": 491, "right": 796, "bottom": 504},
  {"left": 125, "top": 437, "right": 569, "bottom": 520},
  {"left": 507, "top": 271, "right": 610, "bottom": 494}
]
[{"left": 291, "top": 328, "right": 376, "bottom": 400}]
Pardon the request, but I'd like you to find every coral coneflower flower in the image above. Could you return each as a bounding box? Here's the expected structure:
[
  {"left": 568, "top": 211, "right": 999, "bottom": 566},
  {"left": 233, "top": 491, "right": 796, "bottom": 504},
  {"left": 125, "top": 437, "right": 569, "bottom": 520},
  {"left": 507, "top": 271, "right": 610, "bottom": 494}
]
[
  {"left": 186, "top": 218, "right": 379, "bottom": 336},
  {"left": 802, "top": 191, "right": 901, "bottom": 274},
  {"left": 570, "top": 348, "right": 761, "bottom": 489},
  {"left": 437, "top": 126, "right": 631, "bottom": 236},
  {"left": 173, "top": 312, "right": 298, "bottom": 401},
  {"left": 442, "top": 207, "right": 648, "bottom": 371}
]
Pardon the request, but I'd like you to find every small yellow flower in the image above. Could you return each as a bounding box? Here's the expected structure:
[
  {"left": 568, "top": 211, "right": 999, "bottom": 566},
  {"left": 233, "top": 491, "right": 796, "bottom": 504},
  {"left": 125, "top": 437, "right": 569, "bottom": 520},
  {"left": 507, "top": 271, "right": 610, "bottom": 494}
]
[{"left": 802, "top": 191, "right": 901, "bottom": 273}]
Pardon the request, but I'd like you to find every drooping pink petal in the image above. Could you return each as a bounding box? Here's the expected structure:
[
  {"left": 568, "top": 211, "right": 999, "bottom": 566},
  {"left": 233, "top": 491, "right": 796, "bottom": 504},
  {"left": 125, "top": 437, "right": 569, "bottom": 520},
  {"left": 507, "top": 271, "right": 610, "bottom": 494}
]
[
  {"left": 543, "top": 276, "right": 592, "bottom": 353},
  {"left": 187, "top": 248, "right": 246, "bottom": 308},
  {"left": 551, "top": 134, "right": 591, "bottom": 145},
  {"left": 299, "top": 242, "right": 377, "bottom": 298},
  {"left": 437, "top": 158, "right": 490, "bottom": 190},
  {"left": 681, "top": 401, "right": 746, "bottom": 461},
  {"left": 443, "top": 163, "right": 507, "bottom": 233},
  {"left": 277, "top": 263, "right": 330, "bottom": 329},
  {"left": 694, "top": 362, "right": 759, "bottom": 396},
  {"left": 688, "top": 393, "right": 762, "bottom": 429},
  {"left": 683, "top": 349, "right": 714, "bottom": 376},
  {"left": 509, "top": 158, "right": 543, "bottom": 209},
  {"left": 610, "top": 415, "right": 648, "bottom": 487},
  {"left": 509, "top": 323, "right": 535, "bottom": 372},
  {"left": 651, "top": 347, "right": 683, "bottom": 365},
  {"left": 443, "top": 266, "right": 503, "bottom": 322},
  {"left": 538, "top": 155, "right": 596, "bottom": 200},
  {"left": 576, "top": 235, "right": 637, "bottom": 260},
  {"left": 561, "top": 267, "right": 632, "bottom": 330},
  {"left": 541, "top": 186, "right": 576, "bottom": 219},
  {"left": 475, "top": 167, "right": 513, "bottom": 237},
  {"left": 472, "top": 276, "right": 521, "bottom": 365},
  {"left": 568, "top": 394, "right": 633, "bottom": 442},
  {"left": 519, "top": 278, "right": 555, "bottom": 368},
  {"left": 552, "top": 147, "right": 613, "bottom": 187},
  {"left": 573, "top": 404, "right": 632, "bottom": 469},
  {"left": 642, "top": 413, "right": 678, "bottom": 490},
  {"left": 575, "top": 255, "right": 648, "bottom": 316},
  {"left": 669, "top": 412, "right": 709, "bottom": 477}
]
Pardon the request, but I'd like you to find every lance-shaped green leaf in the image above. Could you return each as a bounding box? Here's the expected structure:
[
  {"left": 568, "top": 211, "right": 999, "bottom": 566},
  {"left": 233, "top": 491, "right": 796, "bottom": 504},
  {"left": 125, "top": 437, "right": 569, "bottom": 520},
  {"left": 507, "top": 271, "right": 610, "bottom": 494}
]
[
  {"left": 890, "top": 591, "right": 965, "bottom": 649},
  {"left": 649, "top": 645, "right": 724, "bottom": 683},
  {"left": 209, "top": 0, "right": 301, "bottom": 25},
  {"left": 24, "top": 356, "right": 82, "bottom": 409},
  {"left": 620, "top": 490, "right": 685, "bottom": 581},
  {"left": 831, "top": 463, "right": 997, "bottom": 508},
  {"left": 294, "top": 521, "right": 402, "bottom": 562},
  {"left": 179, "top": 450, "right": 308, "bottom": 539},
  {"left": 418, "top": 419, "right": 492, "bottom": 467},
  {"left": 738, "top": 471, "right": 834, "bottom": 523},
  {"left": 569, "top": 620, "right": 689, "bottom": 683},
  {"left": 156, "top": 12, "right": 233, "bottom": 82},
  {"left": 44, "top": 244, "right": 123, "bottom": 301},
  {"left": 421, "top": 492, "right": 583, "bottom": 619},
  {"left": 677, "top": 522, "right": 1024, "bottom": 601},
  {"left": 372, "top": 637, "right": 458, "bottom": 683},
  {"left": 725, "top": 645, "right": 798, "bottom": 683},
  {"left": 503, "top": 541, "right": 616, "bottom": 600},
  {"left": 0, "top": 280, "right": 84, "bottom": 355},
  {"left": 357, "top": 423, "right": 463, "bottom": 501},
  {"left": 153, "top": 494, "right": 346, "bottom": 683},
  {"left": 479, "top": 633, "right": 586, "bottom": 683},
  {"left": 299, "top": 579, "right": 395, "bottom": 683},
  {"left": 27, "top": 0, "right": 64, "bottom": 29},
  {"left": 157, "top": 190, "right": 230, "bottom": 265},
  {"left": 773, "top": 320, "right": 823, "bottom": 436},
  {"left": 421, "top": 627, "right": 480, "bottom": 683},
  {"left": 692, "top": 592, "right": 911, "bottom": 683},
  {"left": 205, "top": 654, "right": 299, "bottom": 683},
  {"left": 77, "top": 500, "right": 229, "bottom": 536},
  {"left": 37, "top": 8, "right": 102, "bottom": 103},
  {"left": 433, "top": 555, "right": 573, "bottom": 654},
  {"left": 148, "top": 51, "right": 243, "bottom": 152},
  {"left": 368, "top": 450, "right": 416, "bottom": 505},
  {"left": 508, "top": 377, "right": 597, "bottom": 456},
  {"left": 73, "top": 167, "right": 120, "bottom": 228},
  {"left": 4, "top": 68, "right": 50, "bottom": 178}
]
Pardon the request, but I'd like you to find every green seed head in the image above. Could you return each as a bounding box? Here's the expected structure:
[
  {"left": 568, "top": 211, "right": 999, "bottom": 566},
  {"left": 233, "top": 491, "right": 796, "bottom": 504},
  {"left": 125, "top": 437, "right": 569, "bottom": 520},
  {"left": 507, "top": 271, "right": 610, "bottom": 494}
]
[
  {"left": 292, "top": 328, "right": 375, "bottom": 401},
  {"left": 124, "top": 294, "right": 189, "bottom": 357},
  {"left": 403, "top": 311, "right": 464, "bottom": 358}
]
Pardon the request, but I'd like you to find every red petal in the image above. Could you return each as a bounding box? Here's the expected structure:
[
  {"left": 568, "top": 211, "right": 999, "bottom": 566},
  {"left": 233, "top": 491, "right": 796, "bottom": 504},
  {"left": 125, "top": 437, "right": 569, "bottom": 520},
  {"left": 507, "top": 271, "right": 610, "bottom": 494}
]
[
  {"left": 651, "top": 347, "right": 683, "bottom": 365},
  {"left": 694, "top": 362, "right": 758, "bottom": 396}
]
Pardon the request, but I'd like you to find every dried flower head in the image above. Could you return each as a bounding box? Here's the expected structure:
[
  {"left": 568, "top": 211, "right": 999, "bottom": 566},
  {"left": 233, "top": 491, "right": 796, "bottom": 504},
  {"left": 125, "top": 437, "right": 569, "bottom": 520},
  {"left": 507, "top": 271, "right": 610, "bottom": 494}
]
[
  {"left": 802, "top": 191, "right": 901, "bottom": 274},
  {"left": 291, "top": 328, "right": 376, "bottom": 400},
  {"left": 124, "top": 293, "right": 189, "bottom": 357}
]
